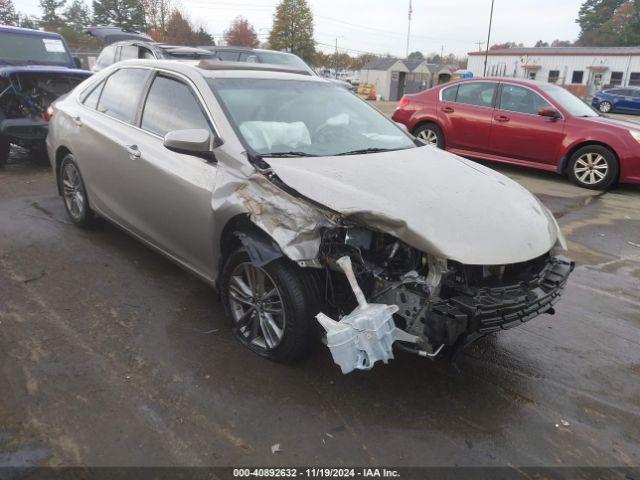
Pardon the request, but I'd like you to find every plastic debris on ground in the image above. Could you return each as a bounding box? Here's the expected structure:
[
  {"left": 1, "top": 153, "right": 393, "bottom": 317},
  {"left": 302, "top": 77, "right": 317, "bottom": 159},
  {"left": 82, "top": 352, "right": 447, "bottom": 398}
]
[{"left": 316, "top": 256, "right": 418, "bottom": 374}]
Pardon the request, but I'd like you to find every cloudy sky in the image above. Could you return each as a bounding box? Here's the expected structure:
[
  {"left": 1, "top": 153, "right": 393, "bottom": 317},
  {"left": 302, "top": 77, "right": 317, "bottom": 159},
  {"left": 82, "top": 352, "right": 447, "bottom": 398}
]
[{"left": 17, "top": 0, "right": 584, "bottom": 56}]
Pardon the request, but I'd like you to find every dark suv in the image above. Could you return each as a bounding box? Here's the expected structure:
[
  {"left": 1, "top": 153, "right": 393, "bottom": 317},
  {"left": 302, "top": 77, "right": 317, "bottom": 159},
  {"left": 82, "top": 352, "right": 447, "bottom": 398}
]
[{"left": 0, "top": 25, "right": 92, "bottom": 166}]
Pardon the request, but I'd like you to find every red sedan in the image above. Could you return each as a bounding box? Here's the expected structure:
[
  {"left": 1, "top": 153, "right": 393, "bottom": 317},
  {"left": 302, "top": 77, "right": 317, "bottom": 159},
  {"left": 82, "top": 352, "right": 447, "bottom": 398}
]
[{"left": 392, "top": 78, "right": 640, "bottom": 190}]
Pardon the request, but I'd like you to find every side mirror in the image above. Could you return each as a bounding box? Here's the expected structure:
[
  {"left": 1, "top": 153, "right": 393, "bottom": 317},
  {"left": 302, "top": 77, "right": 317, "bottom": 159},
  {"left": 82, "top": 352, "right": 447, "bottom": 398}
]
[
  {"left": 163, "top": 129, "right": 217, "bottom": 161},
  {"left": 538, "top": 106, "right": 561, "bottom": 119},
  {"left": 73, "top": 56, "right": 82, "bottom": 69}
]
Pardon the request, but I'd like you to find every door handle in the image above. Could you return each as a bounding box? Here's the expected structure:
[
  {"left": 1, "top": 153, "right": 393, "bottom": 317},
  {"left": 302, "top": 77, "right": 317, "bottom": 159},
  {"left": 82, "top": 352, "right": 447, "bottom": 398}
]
[
  {"left": 494, "top": 115, "right": 510, "bottom": 122},
  {"left": 126, "top": 144, "right": 141, "bottom": 159},
  {"left": 72, "top": 115, "right": 82, "bottom": 127},
  {"left": 441, "top": 106, "right": 454, "bottom": 113}
]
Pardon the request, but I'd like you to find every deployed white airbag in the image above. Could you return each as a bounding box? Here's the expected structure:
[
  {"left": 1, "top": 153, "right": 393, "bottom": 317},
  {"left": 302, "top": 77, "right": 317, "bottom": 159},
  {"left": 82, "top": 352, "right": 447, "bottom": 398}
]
[{"left": 240, "top": 121, "right": 311, "bottom": 152}]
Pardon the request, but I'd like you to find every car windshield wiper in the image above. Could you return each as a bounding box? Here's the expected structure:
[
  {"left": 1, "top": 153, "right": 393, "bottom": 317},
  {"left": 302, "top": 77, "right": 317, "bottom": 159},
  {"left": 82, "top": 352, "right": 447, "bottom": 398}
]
[
  {"left": 261, "top": 151, "right": 319, "bottom": 157},
  {"left": 335, "top": 147, "right": 398, "bottom": 156}
]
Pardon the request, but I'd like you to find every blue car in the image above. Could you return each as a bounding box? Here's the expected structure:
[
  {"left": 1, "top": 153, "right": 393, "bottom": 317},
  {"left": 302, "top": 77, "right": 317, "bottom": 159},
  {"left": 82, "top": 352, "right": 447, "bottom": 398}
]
[
  {"left": 592, "top": 87, "right": 640, "bottom": 114},
  {"left": 0, "top": 26, "right": 92, "bottom": 166}
]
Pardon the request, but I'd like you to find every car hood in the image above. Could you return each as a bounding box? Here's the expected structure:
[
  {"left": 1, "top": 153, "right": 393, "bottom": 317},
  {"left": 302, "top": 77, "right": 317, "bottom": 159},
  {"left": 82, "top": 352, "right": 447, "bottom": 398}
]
[
  {"left": 578, "top": 115, "right": 640, "bottom": 131},
  {"left": 266, "top": 146, "right": 559, "bottom": 265}
]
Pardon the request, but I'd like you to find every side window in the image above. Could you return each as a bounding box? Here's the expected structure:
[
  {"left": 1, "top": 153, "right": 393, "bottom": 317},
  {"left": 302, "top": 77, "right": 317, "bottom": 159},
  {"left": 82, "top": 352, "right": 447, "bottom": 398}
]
[
  {"left": 97, "top": 68, "right": 149, "bottom": 123},
  {"left": 95, "top": 45, "right": 116, "bottom": 68},
  {"left": 455, "top": 82, "right": 496, "bottom": 108},
  {"left": 141, "top": 75, "right": 210, "bottom": 137},
  {"left": 441, "top": 85, "right": 457, "bottom": 102},
  {"left": 499, "top": 84, "right": 551, "bottom": 115},
  {"left": 548, "top": 70, "right": 559, "bottom": 83},
  {"left": 239, "top": 52, "right": 258, "bottom": 62},
  {"left": 82, "top": 80, "right": 105, "bottom": 109},
  {"left": 120, "top": 45, "right": 138, "bottom": 61},
  {"left": 217, "top": 50, "right": 240, "bottom": 61},
  {"left": 139, "top": 47, "right": 154, "bottom": 59}
]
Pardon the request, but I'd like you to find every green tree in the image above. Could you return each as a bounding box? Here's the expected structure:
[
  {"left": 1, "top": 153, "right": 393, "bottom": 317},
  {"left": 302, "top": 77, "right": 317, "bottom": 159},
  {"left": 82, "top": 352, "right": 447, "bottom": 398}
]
[
  {"left": 534, "top": 40, "right": 549, "bottom": 47},
  {"left": 268, "top": 0, "right": 315, "bottom": 63},
  {"left": 18, "top": 13, "right": 40, "bottom": 29},
  {"left": 64, "top": 0, "right": 91, "bottom": 30},
  {"left": 0, "top": 0, "right": 19, "bottom": 25},
  {"left": 407, "top": 51, "right": 424, "bottom": 60},
  {"left": 92, "top": 0, "right": 145, "bottom": 31},
  {"left": 576, "top": 0, "right": 626, "bottom": 45},
  {"left": 39, "top": 0, "right": 66, "bottom": 28}
]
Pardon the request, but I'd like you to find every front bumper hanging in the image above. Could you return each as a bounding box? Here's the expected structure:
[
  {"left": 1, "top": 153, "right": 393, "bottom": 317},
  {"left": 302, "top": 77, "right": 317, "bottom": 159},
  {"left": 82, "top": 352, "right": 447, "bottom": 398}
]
[{"left": 424, "top": 256, "right": 575, "bottom": 348}]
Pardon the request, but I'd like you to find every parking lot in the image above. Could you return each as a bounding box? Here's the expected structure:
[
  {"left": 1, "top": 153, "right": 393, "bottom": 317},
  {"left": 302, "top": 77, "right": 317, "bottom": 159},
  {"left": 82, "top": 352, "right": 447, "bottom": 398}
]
[{"left": 1, "top": 103, "right": 639, "bottom": 473}]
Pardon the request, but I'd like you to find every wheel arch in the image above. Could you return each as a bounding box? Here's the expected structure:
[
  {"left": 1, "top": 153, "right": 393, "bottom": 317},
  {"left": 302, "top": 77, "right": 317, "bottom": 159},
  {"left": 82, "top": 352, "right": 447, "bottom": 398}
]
[
  {"left": 411, "top": 118, "right": 444, "bottom": 136},
  {"left": 557, "top": 140, "right": 620, "bottom": 180},
  {"left": 54, "top": 146, "right": 72, "bottom": 195},
  {"left": 218, "top": 214, "right": 286, "bottom": 282}
]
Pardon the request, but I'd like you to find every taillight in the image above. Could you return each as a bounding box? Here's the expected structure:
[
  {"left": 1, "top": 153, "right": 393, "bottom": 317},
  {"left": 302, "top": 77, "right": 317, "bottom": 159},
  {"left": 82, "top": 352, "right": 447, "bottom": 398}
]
[
  {"left": 41, "top": 106, "right": 54, "bottom": 121},
  {"left": 397, "top": 96, "right": 411, "bottom": 109}
]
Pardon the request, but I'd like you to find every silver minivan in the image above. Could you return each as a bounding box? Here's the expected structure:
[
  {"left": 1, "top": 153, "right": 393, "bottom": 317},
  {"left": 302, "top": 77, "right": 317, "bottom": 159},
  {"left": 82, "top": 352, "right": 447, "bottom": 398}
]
[{"left": 47, "top": 60, "right": 572, "bottom": 370}]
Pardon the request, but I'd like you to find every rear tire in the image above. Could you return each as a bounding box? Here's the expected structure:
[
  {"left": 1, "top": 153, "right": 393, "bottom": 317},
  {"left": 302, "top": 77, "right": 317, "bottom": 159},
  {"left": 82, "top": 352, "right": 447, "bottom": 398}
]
[
  {"left": 598, "top": 101, "right": 612, "bottom": 113},
  {"left": 567, "top": 145, "right": 618, "bottom": 190},
  {"left": 0, "top": 137, "right": 9, "bottom": 167},
  {"left": 414, "top": 123, "right": 445, "bottom": 149},
  {"left": 58, "top": 154, "right": 95, "bottom": 227},
  {"left": 220, "top": 247, "right": 320, "bottom": 364}
]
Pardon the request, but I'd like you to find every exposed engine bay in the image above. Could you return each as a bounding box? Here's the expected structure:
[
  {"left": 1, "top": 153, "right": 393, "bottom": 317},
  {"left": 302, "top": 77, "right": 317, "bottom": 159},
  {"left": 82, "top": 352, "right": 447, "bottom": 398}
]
[
  {"left": 0, "top": 72, "right": 87, "bottom": 147},
  {"left": 315, "top": 225, "right": 574, "bottom": 372}
]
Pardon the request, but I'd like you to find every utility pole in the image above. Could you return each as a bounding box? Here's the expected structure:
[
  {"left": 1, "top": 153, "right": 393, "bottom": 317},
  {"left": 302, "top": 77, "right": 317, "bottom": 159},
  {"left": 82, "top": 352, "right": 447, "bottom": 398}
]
[
  {"left": 483, "top": 0, "right": 495, "bottom": 77},
  {"left": 440, "top": 45, "right": 444, "bottom": 63},
  {"left": 406, "top": 0, "right": 412, "bottom": 58},
  {"left": 477, "top": 40, "right": 485, "bottom": 52}
]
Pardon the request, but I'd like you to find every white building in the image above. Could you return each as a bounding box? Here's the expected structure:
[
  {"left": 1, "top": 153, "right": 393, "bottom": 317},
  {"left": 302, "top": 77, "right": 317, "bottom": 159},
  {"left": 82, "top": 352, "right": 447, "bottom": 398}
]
[{"left": 467, "top": 46, "right": 640, "bottom": 97}]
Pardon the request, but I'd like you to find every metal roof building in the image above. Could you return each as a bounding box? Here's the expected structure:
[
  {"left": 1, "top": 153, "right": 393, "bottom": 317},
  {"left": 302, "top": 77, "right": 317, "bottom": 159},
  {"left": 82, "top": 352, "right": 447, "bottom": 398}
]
[{"left": 467, "top": 46, "right": 640, "bottom": 97}]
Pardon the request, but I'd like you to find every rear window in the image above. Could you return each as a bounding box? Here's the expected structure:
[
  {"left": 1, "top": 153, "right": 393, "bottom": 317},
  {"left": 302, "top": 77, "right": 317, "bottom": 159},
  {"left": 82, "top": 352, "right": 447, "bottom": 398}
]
[
  {"left": 97, "top": 68, "right": 149, "bottom": 123},
  {"left": 455, "top": 82, "right": 496, "bottom": 108},
  {"left": 95, "top": 45, "right": 117, "bottom": 68},
  {"left": 0, "top": 32, "right": 72, "bottom": 67}
]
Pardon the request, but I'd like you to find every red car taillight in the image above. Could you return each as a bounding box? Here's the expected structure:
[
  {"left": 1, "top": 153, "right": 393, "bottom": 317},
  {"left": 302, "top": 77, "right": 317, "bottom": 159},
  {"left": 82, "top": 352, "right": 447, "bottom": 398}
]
[
  {"left": 397, "top": 96, "right": 411, "bottom": 109},
  {"left": 41, "top": 106, "right": 54, "bottom": 122}
]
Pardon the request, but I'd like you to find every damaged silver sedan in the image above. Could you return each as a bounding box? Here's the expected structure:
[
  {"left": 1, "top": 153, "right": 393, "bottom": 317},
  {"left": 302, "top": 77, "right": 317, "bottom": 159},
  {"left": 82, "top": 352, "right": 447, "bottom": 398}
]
[{"left": 47, "top": 60, "right": 573, "bottom": 372}]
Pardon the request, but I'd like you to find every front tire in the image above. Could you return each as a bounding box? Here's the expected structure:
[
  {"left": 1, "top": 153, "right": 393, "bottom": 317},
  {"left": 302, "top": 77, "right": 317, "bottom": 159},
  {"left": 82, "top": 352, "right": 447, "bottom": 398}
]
[
  {"left": 567, "top": 145, "right": 618, "bottom": 190},
  {"left": 59, "top": 154, "right": 95, "bottom": 227},
  {"left": 220, "top": 248, "right": 319, "bottom": 363},
  {"left": 598, "top": 101, "right": 612, "bottom": 113},
  {"left": 414, "top": 123, "right": 444, "bottom": 149}
]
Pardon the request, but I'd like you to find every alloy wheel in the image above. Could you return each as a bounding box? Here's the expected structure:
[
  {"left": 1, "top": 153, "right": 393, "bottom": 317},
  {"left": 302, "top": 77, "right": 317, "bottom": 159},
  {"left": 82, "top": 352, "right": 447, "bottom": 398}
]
[
  {"left": 417, "top": 128, "right": 439, "bottom": 146},
  {"left": 573, "top": 152, "right": 609, "bottom": 186},
  {"left": 61, "top": 162, "right": 85, "bottom": 220},
  {"left": 228, "top": 262, "right": 286, "bottom": 351},
  {"left": 598, "top": 101, "right": 612, "bottom": 113}
]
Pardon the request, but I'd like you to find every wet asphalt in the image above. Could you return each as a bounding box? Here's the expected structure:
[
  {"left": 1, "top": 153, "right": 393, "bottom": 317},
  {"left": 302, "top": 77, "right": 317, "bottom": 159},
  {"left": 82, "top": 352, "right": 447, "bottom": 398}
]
[{"left": 0, "top": 139, "right": 639, "bottom": 472}]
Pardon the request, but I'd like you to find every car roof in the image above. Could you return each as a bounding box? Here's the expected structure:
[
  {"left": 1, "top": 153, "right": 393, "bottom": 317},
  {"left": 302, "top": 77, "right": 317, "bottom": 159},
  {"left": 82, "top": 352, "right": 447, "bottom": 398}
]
[
  {"left": 108, "top": 41, "right": 213, "bottom": 54},
  {"left": 113, "top": 59, "right": 328, "bottom": 82},
  {"left": 605, "top": 86, "right": 640, "bottom": 90},
  {"left": 0, "top": 25, "right": 65, "bottom": 39},
  {"left": 442, "top": 77, "right": 556, "bottom": 89}
]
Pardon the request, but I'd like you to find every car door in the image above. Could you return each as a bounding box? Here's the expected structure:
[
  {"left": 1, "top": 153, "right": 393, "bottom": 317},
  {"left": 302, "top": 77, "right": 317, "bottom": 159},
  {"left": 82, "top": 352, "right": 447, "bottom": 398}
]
[
  {"left": 631, "top": 90, "right": 640, "bottom": 112},
  {"left": 488, "top": 83, "right": 565, "bottom": 166},
  {"left": 72, "top": 67, "right": 152, "bottom": 224},
  {"left": 124, "top": 71, "right": 219, "bottom": 276},
  {"left": 437, "top": 81, "right": 496, "bottom": 153}
]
